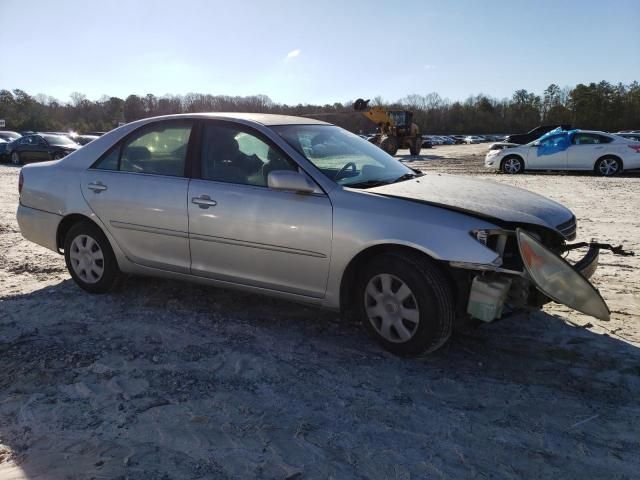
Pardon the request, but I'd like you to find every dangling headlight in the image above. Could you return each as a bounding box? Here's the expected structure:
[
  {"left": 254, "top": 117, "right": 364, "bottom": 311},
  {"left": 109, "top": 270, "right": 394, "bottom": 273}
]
[{"left": 517, "top": 229, "right": 610, "bottom": 320}]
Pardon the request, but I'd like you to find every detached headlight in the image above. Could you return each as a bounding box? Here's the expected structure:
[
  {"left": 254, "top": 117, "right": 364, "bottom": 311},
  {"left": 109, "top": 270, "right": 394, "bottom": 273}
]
[{"left": 517, "top": 229, "right": 610, "bottom": 320}]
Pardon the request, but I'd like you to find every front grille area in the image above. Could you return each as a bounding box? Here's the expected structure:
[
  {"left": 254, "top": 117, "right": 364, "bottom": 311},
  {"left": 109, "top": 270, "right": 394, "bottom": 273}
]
[{"left": 557, "top": 215, "right": 577, "bottom": 240}]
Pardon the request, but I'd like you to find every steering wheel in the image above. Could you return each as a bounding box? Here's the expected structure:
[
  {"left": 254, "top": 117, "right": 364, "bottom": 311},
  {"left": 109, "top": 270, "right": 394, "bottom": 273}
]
[{"left": 334, "top": 162, "right": 357, "bottom": 181}]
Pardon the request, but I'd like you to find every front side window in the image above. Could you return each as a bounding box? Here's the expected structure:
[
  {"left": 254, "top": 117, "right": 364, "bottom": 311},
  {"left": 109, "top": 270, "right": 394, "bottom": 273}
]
[
  {"left": 94, "top": 121, "right": 192, "bottom": 176},
  {"left": 538, "top": 134, "right": 567, "bottom": 148},
  {"left": 200, "top": 122, "right": 296, "bottom": 186},
  {"left": 273, "top": 124, "right": 415, "bottom": 187}
]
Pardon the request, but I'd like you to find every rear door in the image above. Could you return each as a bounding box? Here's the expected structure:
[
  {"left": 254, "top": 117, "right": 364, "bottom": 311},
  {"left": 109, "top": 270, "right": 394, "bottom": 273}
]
[
  {"left": 567, "top": 133, "right": 611, "bottom": 169},
  {"left": 81, "top": 120, "right": 194, "bottom": 273},
  {"left": 16, "top": 136, "right": 39, "bottom": 162},
  {"left": 187, "top": 120, "right": 333, "bottom": 297},
  {"left": 526, "top": 133, "right": 569, "bottom": 169}
]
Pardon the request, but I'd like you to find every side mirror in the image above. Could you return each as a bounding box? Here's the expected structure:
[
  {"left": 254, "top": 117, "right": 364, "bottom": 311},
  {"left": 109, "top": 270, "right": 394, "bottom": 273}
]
[{"left": 267, "top": 170, "right": 316, "bottom": 194}]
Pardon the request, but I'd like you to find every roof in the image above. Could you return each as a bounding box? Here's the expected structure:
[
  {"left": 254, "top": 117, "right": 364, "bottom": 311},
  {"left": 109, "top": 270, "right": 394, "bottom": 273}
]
[{"left": 140, "top": 112, "right": 331, "bottom": 127}]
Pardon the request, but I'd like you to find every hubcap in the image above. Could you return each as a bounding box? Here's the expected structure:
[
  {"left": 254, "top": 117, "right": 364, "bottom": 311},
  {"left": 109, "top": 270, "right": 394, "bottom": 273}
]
[
  {"left": 364, "top": 273, "right": 420, "bottom": 343},
  {"left": 504, "top": 158, "right": 521, "bottom": 173},
  {"left": 599, "top": 159, "right": 618, "bottom": 176},
  {"left": 69, "top": 234, "right": 104, "bottom": 284}
]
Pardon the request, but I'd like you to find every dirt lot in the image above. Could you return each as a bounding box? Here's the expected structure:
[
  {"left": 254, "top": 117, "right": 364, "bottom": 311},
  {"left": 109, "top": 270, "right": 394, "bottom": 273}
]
[{"left": 1, "top": 145, "right": 639, "bottom": 479}]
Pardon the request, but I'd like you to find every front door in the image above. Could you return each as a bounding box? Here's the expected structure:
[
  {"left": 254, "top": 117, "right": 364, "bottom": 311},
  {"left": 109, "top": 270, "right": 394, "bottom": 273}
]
[
  {"left": 81, "top": 120, "right": 194, "bottom": 273},
  {"left": 526, "top": 133, "right": 569, "bottom": 170},
  {"left": 188, "top": 121, "right": 333, "bottom": 298}
]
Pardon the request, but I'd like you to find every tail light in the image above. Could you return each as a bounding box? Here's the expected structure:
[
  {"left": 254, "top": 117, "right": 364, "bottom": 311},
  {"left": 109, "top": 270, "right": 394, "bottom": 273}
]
[{"left": 18, "top": 170, "right": 24, "bottom": 194}]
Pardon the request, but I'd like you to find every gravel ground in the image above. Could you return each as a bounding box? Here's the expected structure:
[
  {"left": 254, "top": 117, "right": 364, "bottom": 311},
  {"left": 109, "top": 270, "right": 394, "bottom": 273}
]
[{"left": 1, "top": 145, "right": 639, "bottom": 479}]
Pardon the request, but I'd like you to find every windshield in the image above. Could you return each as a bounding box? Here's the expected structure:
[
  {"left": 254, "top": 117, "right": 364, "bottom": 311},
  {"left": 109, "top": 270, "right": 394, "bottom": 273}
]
[
  {"left": 41, "top": 134, "right": 78, "bottom": 147},
  {"left": 272, "top": 125, "right": 416, "bottom": 187}
]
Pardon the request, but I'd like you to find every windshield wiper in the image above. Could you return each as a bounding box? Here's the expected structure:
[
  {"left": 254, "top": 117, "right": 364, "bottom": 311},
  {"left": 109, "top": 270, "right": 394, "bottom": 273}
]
[
  {"left": 344, "top": 179, "right": 391, "bottom": 189},
  {"left": 392, "top": 172, "right": 424, "bottom": 183}
]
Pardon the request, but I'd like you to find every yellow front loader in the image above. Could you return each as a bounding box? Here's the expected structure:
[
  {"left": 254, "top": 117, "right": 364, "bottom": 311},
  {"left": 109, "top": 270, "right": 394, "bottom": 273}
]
[{"left": 354, "top": 98, "right": 422, "bottom": 156}]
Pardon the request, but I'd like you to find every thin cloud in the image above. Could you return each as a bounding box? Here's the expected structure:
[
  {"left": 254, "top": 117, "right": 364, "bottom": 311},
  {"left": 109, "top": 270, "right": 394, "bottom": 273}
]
[
  {"left": 286, "top": 49, "right": 301, "bottom": 59},
  {"left": 423, "top": 64, "right": 435, "bottom": 70}
]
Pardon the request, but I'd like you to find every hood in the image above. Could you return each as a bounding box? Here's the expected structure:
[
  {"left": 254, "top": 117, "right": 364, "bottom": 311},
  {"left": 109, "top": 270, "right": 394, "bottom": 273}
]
[{"left": 368, "top": 175, "right": 574, "bottom": 235}]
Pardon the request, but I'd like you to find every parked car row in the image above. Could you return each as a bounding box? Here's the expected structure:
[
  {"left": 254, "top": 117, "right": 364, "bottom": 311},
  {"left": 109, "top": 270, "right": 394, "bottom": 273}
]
[
  {"left": 0, "top": 130, "right": 102, "bottom": 164},
  {"left": 420, "top": 134, "right": 509, "bottom": 146}
]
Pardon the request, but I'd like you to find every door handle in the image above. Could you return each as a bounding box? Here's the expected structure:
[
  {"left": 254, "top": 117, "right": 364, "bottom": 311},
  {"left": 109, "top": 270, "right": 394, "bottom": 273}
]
[
  {"left": 88, "top": 182, "right": 107, "bottom": 193},
  {"left": 192, "top": 195, "right": 217, "bottom": 208}
]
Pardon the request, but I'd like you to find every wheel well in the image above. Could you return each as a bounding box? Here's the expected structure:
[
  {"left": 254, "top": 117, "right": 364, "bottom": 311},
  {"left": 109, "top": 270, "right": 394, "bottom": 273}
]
[
  {"left": 339, "top": 244, "right": 461, "bottom": 317},
  {"left": 595, "top": 154, "right": 623, "bottom": 169},
  {"left": 56, "top": 214, "right": 97, "bottom": 252}
]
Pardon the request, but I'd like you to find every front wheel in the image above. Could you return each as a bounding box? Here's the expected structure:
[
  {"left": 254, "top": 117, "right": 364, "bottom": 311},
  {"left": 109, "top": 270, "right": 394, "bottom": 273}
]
[
  {"left": 595, "top": 156, "right": 621, "bottom": 177},
  {"left": 501, "top": 156, "right": 524, "bottom": 174},
  {"left": 357, "top": 252, "right": 454, "bottom": 356},
  {"left": 409, "top": 139, "right": 422, "bottom": 156},
  {"left": 379, "top": 136, "right": 398, "bottom": 156},
  {"left": 64, "top": 221, "right": 121, "bottom": 293},
  {"left": 11, "top": 152, "right": 22, "bottom": 165}
]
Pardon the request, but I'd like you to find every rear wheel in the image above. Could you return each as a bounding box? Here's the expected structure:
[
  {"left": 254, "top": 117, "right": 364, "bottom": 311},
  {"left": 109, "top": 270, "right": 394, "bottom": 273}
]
[
  {"left": 11, "top": 152, "right": 22, "bottom": 165},
  {"left": 379, "top": 136, "right": 399, "bottom": 156},
  {"left": 501, "top": 156, "right": 524, "bottom": 174},
  {"left": 595, "top": 156, "right": 621, "bottom": 176},
  {"left": 64, "top": 221, "right": 120, "bottom": 293},
  {"left": 53, "top": 151, "right": 65, "bottom": 160},
  {"left": 356, "top": 252, "right": 454, "bottom": 356}
]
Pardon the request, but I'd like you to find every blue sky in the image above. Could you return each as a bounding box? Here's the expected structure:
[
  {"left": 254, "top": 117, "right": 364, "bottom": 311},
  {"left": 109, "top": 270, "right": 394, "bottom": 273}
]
[{"left": 1, "top": 0, "right": 638, "bottom": 104}]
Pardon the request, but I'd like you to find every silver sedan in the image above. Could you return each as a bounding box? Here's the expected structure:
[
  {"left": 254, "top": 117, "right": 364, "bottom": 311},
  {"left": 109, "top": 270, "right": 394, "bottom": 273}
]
[{"left": 17, "top": 113, "right": 613, "bottom": 356}]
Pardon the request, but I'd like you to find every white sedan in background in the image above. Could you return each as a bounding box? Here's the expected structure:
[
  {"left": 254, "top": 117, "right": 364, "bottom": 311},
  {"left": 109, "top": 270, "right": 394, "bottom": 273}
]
[
  {"left": 465, "top": 135, "right": 484, "bottom": 144},
  {"left": 485, "top": 130, "right": 640, "bottom": 176}
]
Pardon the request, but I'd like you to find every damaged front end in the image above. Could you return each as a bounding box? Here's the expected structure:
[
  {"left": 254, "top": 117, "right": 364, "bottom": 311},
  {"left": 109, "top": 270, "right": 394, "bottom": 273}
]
[{"left": 449, "top": 226, "right": 633, "bottom": 323}]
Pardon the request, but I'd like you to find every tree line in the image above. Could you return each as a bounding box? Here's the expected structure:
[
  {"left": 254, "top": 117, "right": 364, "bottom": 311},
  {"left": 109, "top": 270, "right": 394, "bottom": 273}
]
[{"left": 1, "top": 81, "right": 638, "bottom": 135}]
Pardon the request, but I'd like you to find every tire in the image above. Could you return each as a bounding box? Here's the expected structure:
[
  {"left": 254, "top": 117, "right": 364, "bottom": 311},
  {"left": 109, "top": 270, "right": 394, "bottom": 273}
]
[
  {"left": 501, "top": 155, "right": 524, "bottom": 174},
  {"left": 379, "top": 136, "right": 398, "bottom": 156},
  {"left": 409, "top": 139, "right": 422, "bottom": 156},
  {"left": 356, "top": 252, "right": 455, "bottom": 356},
  {"left": 64, "top": 221, "right": 121, "bottom": 293},
  {"left": 594, "top": 156, "right": 621, "bottom": 177},
  {"left": 11, "top": 151, "right": 22, "bottom": 166},
  {"left": 53, "top": 151, "right": 65, "bottom": 160}
]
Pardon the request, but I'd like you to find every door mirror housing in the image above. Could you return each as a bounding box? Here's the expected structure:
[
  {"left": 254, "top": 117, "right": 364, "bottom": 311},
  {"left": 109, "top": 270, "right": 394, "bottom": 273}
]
[{"left": 267, "top": 170, "right": 316, "bottom": 194}]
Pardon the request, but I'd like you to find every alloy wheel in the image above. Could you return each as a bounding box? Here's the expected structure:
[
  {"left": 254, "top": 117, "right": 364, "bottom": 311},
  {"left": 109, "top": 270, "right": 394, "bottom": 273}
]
[
  {"left": 503, "top": 158, "right": 521, "bottom": 174},
  {"left": 599, "top": 158, "right": 619, "bottom": 176},
  {"left": 69, "top": 234, "right": 105, "bottom": 284},
  {"left": 364, "top": 273, "right": 420, "bottom": 343}
]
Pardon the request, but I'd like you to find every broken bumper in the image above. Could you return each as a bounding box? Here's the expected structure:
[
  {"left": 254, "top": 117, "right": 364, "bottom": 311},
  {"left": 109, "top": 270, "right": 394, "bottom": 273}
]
[
  {"left": 452, "top": 237, "right": 609, "bottom": 322},
  {"left": 572, "top": 243, "right": 599, "bottom": 280}
]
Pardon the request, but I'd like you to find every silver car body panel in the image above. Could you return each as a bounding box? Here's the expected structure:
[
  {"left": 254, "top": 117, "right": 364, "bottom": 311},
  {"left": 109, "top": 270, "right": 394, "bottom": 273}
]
[
  {"left": 80, "top": 170, "right": 191, "bottom": 274},
  {"left": 367, "top": 175, "right": 574, "bottom": 232},
  {"left": 17, "top": 113, "right": 579, "bottom": 310},
  {"left": 187, "top": 178, "right": 333, "bottom": 298}
]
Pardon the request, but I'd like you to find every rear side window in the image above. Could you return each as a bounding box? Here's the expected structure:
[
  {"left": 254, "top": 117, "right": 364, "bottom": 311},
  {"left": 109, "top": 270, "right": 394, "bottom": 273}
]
[
  {"left": 93, "top": 121, "right": 192, "bottom": 176},
  {"left": 572, "top": 133, "right": 613, "bottom": 145}
]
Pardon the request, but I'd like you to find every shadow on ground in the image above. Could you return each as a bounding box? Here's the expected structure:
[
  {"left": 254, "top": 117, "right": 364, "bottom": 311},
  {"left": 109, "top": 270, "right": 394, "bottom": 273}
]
[{"left": 1, "top": 277, "right": 640, "bottom": 479}]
